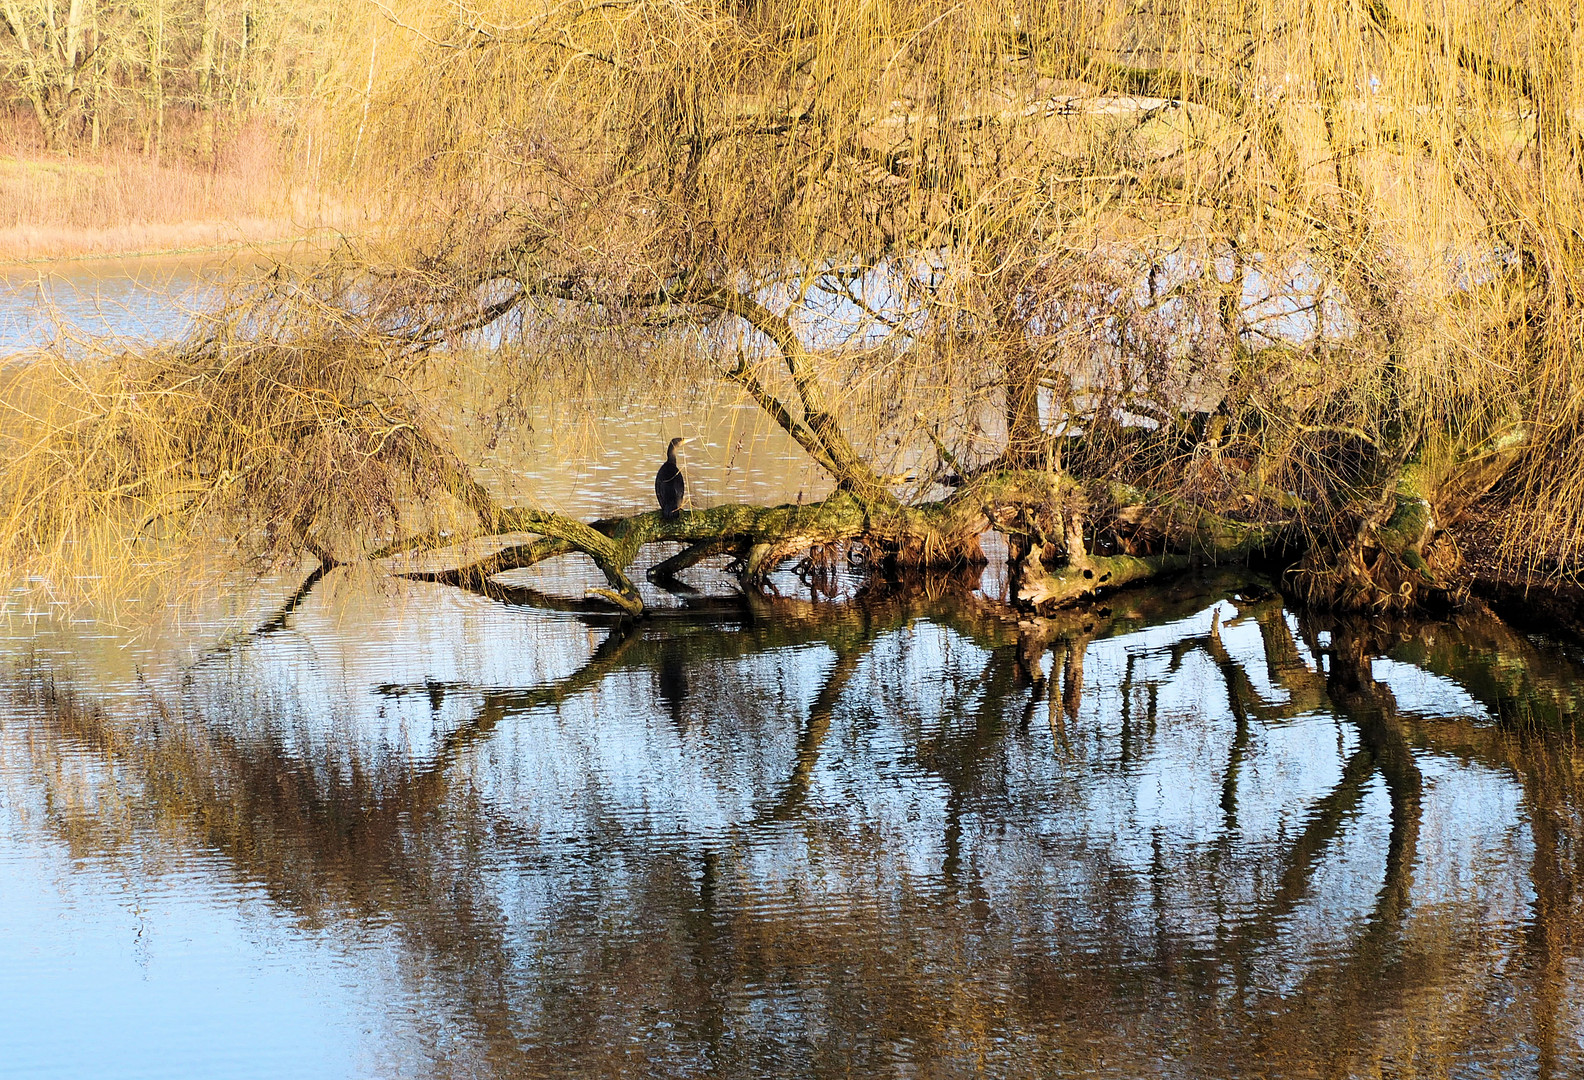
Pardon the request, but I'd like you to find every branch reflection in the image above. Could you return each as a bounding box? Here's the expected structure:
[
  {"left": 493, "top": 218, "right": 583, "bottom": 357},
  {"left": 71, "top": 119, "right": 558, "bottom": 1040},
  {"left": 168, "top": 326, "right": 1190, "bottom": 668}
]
[{"left": 8, "top": 575, "right": 1582, "bottom": 1077}]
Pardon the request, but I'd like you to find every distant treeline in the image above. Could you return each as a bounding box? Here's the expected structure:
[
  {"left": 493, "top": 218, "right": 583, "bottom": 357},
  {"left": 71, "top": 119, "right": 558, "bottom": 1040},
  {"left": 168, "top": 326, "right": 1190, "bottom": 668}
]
[{"left": 0, "top": 0, "right": 338, "bottom": 159}]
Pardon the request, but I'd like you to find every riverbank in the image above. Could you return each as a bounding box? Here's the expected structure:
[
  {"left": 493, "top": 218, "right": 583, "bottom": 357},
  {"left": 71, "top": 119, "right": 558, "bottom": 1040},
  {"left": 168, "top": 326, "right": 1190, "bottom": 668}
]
[
  {"left": 1451, "top": 509, "right": 1584, "bottom": 642},
  {"left": 0, "top": 145, "right": 356, "bottom": 265},
  {"left": 0, "top": 220, "right": 348, "bottom": 266}
]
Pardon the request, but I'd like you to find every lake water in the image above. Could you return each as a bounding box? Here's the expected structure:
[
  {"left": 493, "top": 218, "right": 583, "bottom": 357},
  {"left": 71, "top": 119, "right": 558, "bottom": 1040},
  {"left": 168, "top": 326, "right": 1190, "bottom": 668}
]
[
  {"left": 2, "top": 264, "right": 1583, "bottom": 1079},
  {"left": 0, "top": 256, "right": 229, "bottom": 352}
]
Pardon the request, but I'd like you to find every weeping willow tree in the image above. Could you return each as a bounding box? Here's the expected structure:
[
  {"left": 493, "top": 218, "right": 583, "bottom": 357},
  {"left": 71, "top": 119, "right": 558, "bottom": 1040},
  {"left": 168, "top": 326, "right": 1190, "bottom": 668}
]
[{"left": 3, "top": 0, "right": 1582, "bottom": 616}]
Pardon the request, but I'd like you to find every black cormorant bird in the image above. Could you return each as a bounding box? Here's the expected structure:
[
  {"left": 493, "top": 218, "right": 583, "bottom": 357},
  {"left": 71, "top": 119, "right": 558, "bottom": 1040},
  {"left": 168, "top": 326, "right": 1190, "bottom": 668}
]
[{"left": 655, "top": 437, "right": 690, "bottom": 519}]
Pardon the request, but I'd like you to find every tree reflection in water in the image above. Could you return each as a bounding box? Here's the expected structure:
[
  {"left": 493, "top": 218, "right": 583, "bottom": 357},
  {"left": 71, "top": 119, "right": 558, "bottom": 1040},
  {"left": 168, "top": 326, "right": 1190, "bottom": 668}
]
[{"left": 6, "top": 567, "right": 1583, "bottom": 1078}]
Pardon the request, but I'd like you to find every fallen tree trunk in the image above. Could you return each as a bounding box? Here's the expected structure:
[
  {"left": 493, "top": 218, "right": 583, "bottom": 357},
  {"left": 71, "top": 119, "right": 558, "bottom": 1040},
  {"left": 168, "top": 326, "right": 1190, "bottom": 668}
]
[
  {"left": 1009, "top": 479, "right": 1280, "bottom": 614},
  {"left": 377, "top": 469, "right": 1289, "bottom": 616}
]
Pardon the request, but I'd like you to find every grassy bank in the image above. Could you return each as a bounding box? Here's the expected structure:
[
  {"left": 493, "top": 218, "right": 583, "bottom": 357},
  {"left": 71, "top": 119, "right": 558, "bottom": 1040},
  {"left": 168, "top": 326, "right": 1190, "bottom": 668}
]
[{"left": 0, "top": 126, "right": 356, "bottom": 263}]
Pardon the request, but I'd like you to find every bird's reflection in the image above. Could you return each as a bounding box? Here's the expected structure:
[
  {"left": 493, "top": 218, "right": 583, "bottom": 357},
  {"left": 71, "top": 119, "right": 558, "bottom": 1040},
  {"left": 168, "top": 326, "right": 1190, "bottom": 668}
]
[{"left": 655, "top": 636, "right": 691, "bottom": 731}]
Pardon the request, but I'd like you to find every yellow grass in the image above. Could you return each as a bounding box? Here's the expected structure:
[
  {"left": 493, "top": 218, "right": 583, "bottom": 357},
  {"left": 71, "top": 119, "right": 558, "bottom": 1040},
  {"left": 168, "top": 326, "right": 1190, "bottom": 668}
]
[
  {"left": 0, "top": 217, "right": 332, "bottom": 264},
  {"left": 0, "top": 125, "right": 361, "bottom": 262}
]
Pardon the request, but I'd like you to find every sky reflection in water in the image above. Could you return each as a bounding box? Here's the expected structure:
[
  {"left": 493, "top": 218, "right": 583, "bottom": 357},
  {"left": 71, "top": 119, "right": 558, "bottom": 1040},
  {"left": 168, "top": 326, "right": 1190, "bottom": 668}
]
[
  {"left": 0, "top": 258, "right": 228, "bottom": 353},
  {"left": 4, "top": 565, "right": 1583, "bottom": 1079}
]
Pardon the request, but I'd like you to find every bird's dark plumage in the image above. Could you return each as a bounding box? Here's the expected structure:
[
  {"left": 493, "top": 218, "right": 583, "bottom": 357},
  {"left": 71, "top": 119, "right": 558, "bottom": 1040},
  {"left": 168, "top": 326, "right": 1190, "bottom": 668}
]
[{"left": 655, "top": 437, "right": 687, "bottom": 519}]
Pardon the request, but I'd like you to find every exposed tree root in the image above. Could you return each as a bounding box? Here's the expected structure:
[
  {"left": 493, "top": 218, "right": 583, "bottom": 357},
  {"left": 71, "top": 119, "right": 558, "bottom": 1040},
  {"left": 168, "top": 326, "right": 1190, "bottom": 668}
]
[{"left": 1282, "top": 438, "right": 1526, "bottom": 615}]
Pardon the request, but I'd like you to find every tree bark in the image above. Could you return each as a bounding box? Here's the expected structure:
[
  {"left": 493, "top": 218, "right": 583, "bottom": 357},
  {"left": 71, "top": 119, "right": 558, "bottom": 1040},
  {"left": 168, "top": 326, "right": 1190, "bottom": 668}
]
[{"left": 376, "top": 470, "right": 1282, "bottom": 616}]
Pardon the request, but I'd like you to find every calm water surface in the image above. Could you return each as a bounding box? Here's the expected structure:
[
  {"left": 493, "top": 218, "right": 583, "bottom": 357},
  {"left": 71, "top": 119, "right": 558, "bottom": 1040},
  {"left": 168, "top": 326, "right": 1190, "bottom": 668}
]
[
  {"left": 6, "top": 565, "right": 1584, "bottom": 1078},
  {"left": 0, "top": 256, "right": 231, "bottom": 351},
  {"left": 3, "top": 268, "right": 1584, "bottom": 1079}
]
